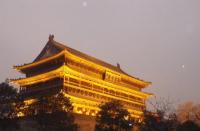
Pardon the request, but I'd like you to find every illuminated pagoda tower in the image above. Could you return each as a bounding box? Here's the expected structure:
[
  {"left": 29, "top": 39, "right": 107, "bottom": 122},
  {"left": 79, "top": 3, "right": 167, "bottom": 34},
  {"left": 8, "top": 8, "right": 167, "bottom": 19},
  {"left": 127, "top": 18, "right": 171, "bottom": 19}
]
[{"left": 11, "top": 35, "right": 152, "bottom": 125}]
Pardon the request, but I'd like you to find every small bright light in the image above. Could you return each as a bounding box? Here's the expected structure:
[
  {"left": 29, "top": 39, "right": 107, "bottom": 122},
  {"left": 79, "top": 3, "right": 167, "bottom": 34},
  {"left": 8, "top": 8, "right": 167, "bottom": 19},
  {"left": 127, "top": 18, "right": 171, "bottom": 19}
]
[
  {"left": 182, "top": 65, "right": 185, "bottom": 69},
  {"left": 124, "top": 116, "right": 129, "bottom": 120},
  {"left": 17, "top": 112, "right": 24, "bottom": 117},
  {"left": 77, "top": 110, "right": 82, "bottom": 114},
  {"left": 129, "top": 123, "right": 132, "bottom": 126},
  {"left": 82, "top": 1, "right": 87, "bottom": 7},
  {"left": 86, "top": 111, "right": 90, "bottom": 115}
]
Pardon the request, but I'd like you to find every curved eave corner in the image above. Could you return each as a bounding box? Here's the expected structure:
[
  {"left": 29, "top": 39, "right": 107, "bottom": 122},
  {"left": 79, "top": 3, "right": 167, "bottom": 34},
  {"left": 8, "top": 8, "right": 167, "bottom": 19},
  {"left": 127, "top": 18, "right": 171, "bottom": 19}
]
[
  {"left": 136, "top": 81, "right": 151, "bottom": 89},
  {"left": 13, "top": 65, "right": 26, "bottom": 71},
  {"left": 12, "top": 50, "right": 67, "bottom": 71},
  {"left": 144, "top": 92, "right": 154, "bottom": 98},
  {"left": 144, "top": 81, "right": 152, "bottom": 88},
  {"left": 9, "top": 78, "right": 24, "bottom": 85}
]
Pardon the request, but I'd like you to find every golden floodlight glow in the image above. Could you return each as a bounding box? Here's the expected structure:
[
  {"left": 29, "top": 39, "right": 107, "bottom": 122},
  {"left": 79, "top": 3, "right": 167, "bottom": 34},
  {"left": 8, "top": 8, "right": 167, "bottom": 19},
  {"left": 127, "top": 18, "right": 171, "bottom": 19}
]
[
  {"left": 11, "top": 65, "right": 152, "bottom": 98},
  {"left": 14, "top": 49, "right": 151, "bottom": 88},
  {"left": 17, "top": 112, "right": 25, "bottom": 117},
  {"left": 11, "top": 37, "right": 153, "bottom": 119}
]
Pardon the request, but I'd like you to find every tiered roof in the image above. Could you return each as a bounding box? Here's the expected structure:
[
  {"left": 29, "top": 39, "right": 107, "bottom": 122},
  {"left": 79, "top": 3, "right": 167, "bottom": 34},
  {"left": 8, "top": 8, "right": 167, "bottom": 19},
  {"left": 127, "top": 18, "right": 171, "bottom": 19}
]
[{"left": 14, "top": 35, "right": 151, "bottom": 87}]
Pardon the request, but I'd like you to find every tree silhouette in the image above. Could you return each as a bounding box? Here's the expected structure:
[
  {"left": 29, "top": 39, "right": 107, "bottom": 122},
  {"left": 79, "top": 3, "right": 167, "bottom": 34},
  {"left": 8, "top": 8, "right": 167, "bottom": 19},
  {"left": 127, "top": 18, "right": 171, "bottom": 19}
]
[
  {"left": 141, "top": 96, "right": 180, "bottom": 131},
  {"left": 177, "top": 101, "right": 200, "bottom": 124},
  {"left": 140, "top": 111, "right": 179, "bottom": 131},
  {"left": 0, "top": 82, "right": 19, "bottom": 130},
  {"left": 26, "top": 91, "right": 78, "bottom": 131},
  {"left": 0, "top": 82, "right": 17, "bottom": 104},
  {"left": 95, "top": 100, "right": 133, "bottom": 131},
  {"left": 177, "top": 120, "right": 200, "bottom": 131},
  {"left": 35, "top": 110, "right": 77, "bottom": 131}
]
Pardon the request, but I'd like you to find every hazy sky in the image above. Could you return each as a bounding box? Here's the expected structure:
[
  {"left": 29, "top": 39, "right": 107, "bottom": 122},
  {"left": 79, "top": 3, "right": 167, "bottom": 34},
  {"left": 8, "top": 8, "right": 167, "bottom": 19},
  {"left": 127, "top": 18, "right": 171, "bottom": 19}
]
[{"left": 0, "top": 0, "right": 200, "bottom": 105}]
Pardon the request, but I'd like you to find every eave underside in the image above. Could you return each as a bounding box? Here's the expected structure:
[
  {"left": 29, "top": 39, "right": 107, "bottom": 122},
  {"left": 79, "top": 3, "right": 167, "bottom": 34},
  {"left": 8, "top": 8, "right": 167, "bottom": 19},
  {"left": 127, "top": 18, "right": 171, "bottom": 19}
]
[{"left": 11, "top": 65, "right": 152, "bottom": 98}]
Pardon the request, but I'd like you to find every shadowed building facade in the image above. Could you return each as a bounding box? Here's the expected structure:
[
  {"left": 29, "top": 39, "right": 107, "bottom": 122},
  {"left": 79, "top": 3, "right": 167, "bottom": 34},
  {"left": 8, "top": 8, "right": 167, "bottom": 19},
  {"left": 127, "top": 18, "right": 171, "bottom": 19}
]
[{"left": 11, "top": 35, "right": 152, "bottom": 130}]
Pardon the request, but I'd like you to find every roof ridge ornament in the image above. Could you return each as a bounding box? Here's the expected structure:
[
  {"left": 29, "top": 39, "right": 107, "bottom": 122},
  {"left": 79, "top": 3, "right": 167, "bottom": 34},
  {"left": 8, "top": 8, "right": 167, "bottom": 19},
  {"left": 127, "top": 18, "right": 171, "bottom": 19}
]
[
  {"left": 49, "top": 34, "right": 54, "bottom": 41},
  {"left": 117, "top": 63, "right": 120, "bottom": 69}
]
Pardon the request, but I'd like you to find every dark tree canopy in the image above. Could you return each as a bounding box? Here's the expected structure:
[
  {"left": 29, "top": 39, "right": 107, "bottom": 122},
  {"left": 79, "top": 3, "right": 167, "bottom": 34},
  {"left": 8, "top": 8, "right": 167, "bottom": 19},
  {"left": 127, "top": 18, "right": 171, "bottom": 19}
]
[
  {"left": 0, "top": 85, "right": 78, "bottom": 131},
  {"left": 177, "top": 120, "right": 200, "bottom": 131},
  {"left": 140, "top": 111, "right": 179, "bottom": 131},
  {"left": 0, "top": 82, "right": 20, "bottom": 130},
  {"left": 25, "top": 92, "right": 73, "bottom": 115},
  {"left": 0, "top": 82, "right": 17, "bottom": 103},
  {"left": 25, "top": 92, "right": 78, "bottom": 131},
  {"left": 95, "top": 100, "right": 133, "bottom": 131},
  {"left": 140, "top": 111, "right": 159, "bottom": 131},
  {"left": 0, "top": 82, "right": 18, "bottom": 119},
  {"left": 35, "top": 110, "right": 77, "bottom": 131}
]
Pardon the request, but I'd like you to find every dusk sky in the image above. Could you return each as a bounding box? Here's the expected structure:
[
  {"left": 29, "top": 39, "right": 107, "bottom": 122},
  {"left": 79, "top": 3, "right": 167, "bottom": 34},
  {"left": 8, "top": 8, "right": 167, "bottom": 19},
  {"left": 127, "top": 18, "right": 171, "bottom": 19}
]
[{"left": 0, "top": 0, "right": 200, "bottom": 105}]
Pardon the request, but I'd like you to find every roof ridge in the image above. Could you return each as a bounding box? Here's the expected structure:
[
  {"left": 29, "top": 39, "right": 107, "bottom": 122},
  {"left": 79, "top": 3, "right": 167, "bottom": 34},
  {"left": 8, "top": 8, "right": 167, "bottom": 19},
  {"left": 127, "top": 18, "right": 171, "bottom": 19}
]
[
  {"left": 18, "top": 35, "right": 150, "bottom": 85},
  {"left": 52, "top": 40, "right": 121, "bottom": 70},
  {"left": 51, "top": 39, "right": 150, "bottom": 84}
]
